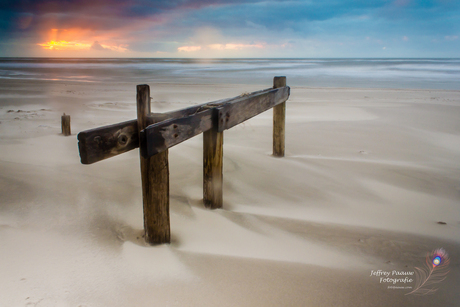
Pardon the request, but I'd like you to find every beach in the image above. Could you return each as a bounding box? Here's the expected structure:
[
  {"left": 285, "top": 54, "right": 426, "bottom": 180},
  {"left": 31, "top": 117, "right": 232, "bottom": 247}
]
[{"left": 0, "top": 59, "right": 459, "bottom": 306}]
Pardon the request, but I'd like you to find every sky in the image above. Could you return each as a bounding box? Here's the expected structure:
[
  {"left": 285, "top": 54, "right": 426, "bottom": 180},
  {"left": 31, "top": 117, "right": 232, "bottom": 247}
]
[{"left": 0, "top": 0, "right": 459, "bottom": 58}]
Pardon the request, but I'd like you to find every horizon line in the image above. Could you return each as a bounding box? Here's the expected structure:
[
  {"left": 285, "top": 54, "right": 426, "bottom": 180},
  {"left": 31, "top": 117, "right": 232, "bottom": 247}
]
[{"left": 1, "top": 56, "right": 460, "bottom": 60}]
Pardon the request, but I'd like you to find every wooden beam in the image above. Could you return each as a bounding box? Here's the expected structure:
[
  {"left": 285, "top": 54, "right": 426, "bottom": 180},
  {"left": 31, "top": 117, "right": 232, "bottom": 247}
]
[
  {"left": 137, "top": 84, "right": 170, "bottom": 245},
  {"left": 273, "top": 76, "right": 286, "bottom": 157},
  {"left": 142, "top": 94, "right": 243, "bottom": 124},
  {"left": 77, "top": 115, "right": 173, "bottom": 164},
  {"left": 140, "top": 108, "right": 214, "bottom": 157},
  {"left": 78, "top": 86, "right": 289, "bottom": 163},
  {"left": 217, "top": 86, "right": 290, "bottom": 132},
  {"left": 77, "top": 119, "right": 139, "bottom": 165},
  {"left": 140, "top": 86, "right": 289, "bottom": 157}
]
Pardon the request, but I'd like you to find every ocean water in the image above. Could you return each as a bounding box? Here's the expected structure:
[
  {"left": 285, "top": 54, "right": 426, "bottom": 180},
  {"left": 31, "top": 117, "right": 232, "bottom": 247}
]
[{"left": 0, "top": 58, "right": 459, "bottom": 90}]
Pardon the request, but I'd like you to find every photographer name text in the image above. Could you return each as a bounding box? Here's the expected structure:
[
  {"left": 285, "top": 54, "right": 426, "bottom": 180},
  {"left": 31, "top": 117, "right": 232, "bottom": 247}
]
[{"left": 370, "top": 270, "right": 414, "bottom": 284}]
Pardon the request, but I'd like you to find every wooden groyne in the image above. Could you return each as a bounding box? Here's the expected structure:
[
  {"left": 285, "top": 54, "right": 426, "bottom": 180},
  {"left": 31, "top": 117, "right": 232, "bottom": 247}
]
[{"left": 77, "top": 76, "right": 290, "bottom": 244}]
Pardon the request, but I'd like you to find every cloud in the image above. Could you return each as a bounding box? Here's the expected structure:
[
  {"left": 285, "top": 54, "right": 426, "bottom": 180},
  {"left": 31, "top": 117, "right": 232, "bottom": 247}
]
[
  {"left": 1, "top": 0, "right": 460, "bottom": 57},
  {"left": 177, "top": 42, "right": 265, "bottom": 54},
  {"left": 246, "top": 21, "right": 266, "bottom": 30},
  {"left": 90, "top": 41, "right": 128, "bottom": 51},
  {"left": 102, "top": 44, "right": 128, "bottom": 52},
  {"left": 4, "top": 1, "right": 460, "bottom": 35},
  {"left": 392, "top": 0, "right": 411, "bottom": 7},
  {"left": 91, "top": 41, "right": 106, "bottom": 50},
  {"left": 178, "top": 45, "right": 202, "bottom": 52},
  {"left": 15, "top": 13, "right": 34, "bottom": 30},
  {"left": 208, "top": 43, "right": 264, "bottom": 50},
  {"left": 37, "top": 40, "right": 91, "bottom": 50},
  {"left": 37, "top": 36, "right": 128, "bottom": 52}
]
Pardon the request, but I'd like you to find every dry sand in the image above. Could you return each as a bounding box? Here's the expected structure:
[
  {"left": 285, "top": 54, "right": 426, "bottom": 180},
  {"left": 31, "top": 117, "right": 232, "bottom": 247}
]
[{"left": 0, "top": 79, "right": 459, "bottom": 306}]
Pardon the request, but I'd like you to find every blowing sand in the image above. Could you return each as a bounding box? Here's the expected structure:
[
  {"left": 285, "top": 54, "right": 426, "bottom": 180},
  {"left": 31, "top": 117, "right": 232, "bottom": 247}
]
[{"left": 0, "top": 80, "right": 459, "bottom": 306}]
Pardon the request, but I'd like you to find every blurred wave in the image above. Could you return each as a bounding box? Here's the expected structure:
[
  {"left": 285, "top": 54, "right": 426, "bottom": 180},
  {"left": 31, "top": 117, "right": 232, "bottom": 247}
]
[{"left": 0, "top": 58, "right": 459, "bottom": 89}]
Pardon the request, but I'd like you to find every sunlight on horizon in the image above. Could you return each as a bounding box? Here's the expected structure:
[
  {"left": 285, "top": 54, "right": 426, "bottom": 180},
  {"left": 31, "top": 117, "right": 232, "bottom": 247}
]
[
  {"left": 37, "top": 28, "right": 128, "bottom": 53},
  {"left": 38, "top": 40, "right": 92, "bottom": 50}
]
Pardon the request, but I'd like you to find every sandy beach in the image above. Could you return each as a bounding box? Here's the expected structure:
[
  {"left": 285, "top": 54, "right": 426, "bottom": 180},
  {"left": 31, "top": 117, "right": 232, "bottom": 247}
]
[{"left": 0, "top": 75, "right": 459, "bottom": 306}]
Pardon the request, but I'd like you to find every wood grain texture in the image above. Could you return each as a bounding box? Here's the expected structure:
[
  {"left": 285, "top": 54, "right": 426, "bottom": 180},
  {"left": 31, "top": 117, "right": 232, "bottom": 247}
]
[
  {"left": 141, "top": 151, "right": 170, "bottom": 244},
  {"left": 217, "top": 86, "right": 290, "bottom": 132},
  {"left": 203, "top": 126, "right": 223, "bottom": 209},
  {"left": 77, "top": 116, "right": 172, "bottom": 165},
  {"left": 137, "top": 84, "right": 170, "bottom": 244},
  {"left": 273, "top": 77, "right": 286, "bottom": 157},
  {"left": 61, "top": 113, "right": 71, "bottom": 136},
  {"left": 273, "top": 76, "right": 287, "bottom": 89},
  {"left": 77, "top": 119, "right": 139, "bottom": 165},
  {"left": 78, "top": 87, "right": 289, "bottom": 164},
  {"left": 140, "top": 108, "right": 214, "bottom": 157}
]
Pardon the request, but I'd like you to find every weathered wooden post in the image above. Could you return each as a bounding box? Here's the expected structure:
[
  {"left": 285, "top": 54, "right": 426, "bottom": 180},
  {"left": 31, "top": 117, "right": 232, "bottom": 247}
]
[
  {"left": 273, "top": 76, "right": 286, "bottom": 157},
  {"left": 137, "top": 85, "right": 170, "bottom": 244},
  {"left": 78, "top": 79, "right": 290, "bottom": 243},
  {"left": 61, "top": 113, "right": 71, "bottom": 136},
  {"left": 203, "top": 113, "right": 223, "bottom": 209}
]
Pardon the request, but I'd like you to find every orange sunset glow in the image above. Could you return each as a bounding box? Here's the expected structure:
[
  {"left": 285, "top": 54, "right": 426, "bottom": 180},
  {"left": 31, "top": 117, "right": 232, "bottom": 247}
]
[
  {"left": 38, "top": 40, "right": 92, "bottom": 50},
  {"left": 37, "top": 29, "right": 128, "bottom": 52}
]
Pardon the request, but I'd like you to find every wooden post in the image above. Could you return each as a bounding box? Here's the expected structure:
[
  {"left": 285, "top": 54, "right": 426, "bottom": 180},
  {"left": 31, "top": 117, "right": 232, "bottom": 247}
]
[
  {"left": 273, "top": 76, "right": 286, "bottom": 157},
  {"left": 137, "top": 85, "right": 170, "bottom": 244},
  {"left": 203, "top": 125, "right": 223, "bottom": 209},
  {"left": 61, "top": 113, "right": 71, "bottom": 136}
]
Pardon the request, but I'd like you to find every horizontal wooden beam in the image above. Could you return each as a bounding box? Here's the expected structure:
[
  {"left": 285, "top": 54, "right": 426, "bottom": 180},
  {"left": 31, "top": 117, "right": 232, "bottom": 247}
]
[
  {"left": 78, "top": 119, "right": 139, "bottom": 165},
  {"left": 77, "top": 114, "right": 173, "bottom": 164},
  {"left": 139, "top": 87, "right": 289, "bottom": 157},
  {"left": 78, "top": 86, "right": 290, "bottom": 163},
  {"left": 217, "top": 86, "right": 290, "bottom": 132},
  {"left": 77, "top": 97, "right": 235, "bottom": 164},
  {"left": 140, "top": 108, "right": 215, "bottom": 157}
]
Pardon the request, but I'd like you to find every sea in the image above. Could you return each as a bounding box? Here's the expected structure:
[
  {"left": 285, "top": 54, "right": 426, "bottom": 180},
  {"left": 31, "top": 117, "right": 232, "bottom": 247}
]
[{"left": 0, "top": 58, "right": 459, "bottom": 90}]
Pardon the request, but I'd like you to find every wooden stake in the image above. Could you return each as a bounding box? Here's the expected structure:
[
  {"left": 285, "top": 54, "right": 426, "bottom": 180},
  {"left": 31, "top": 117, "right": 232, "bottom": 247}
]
[
  {"left": 203, "top": 125, "right": 223, "bottom": 209},
  {"left": 137, "top": 84, "right": 170, "bottom": 244},
  {"left": 61, "top": 113, "right": 71, "bottom": 136},
  {"left": 273, "top": 76, "right": 286, "bottom": 157}
]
